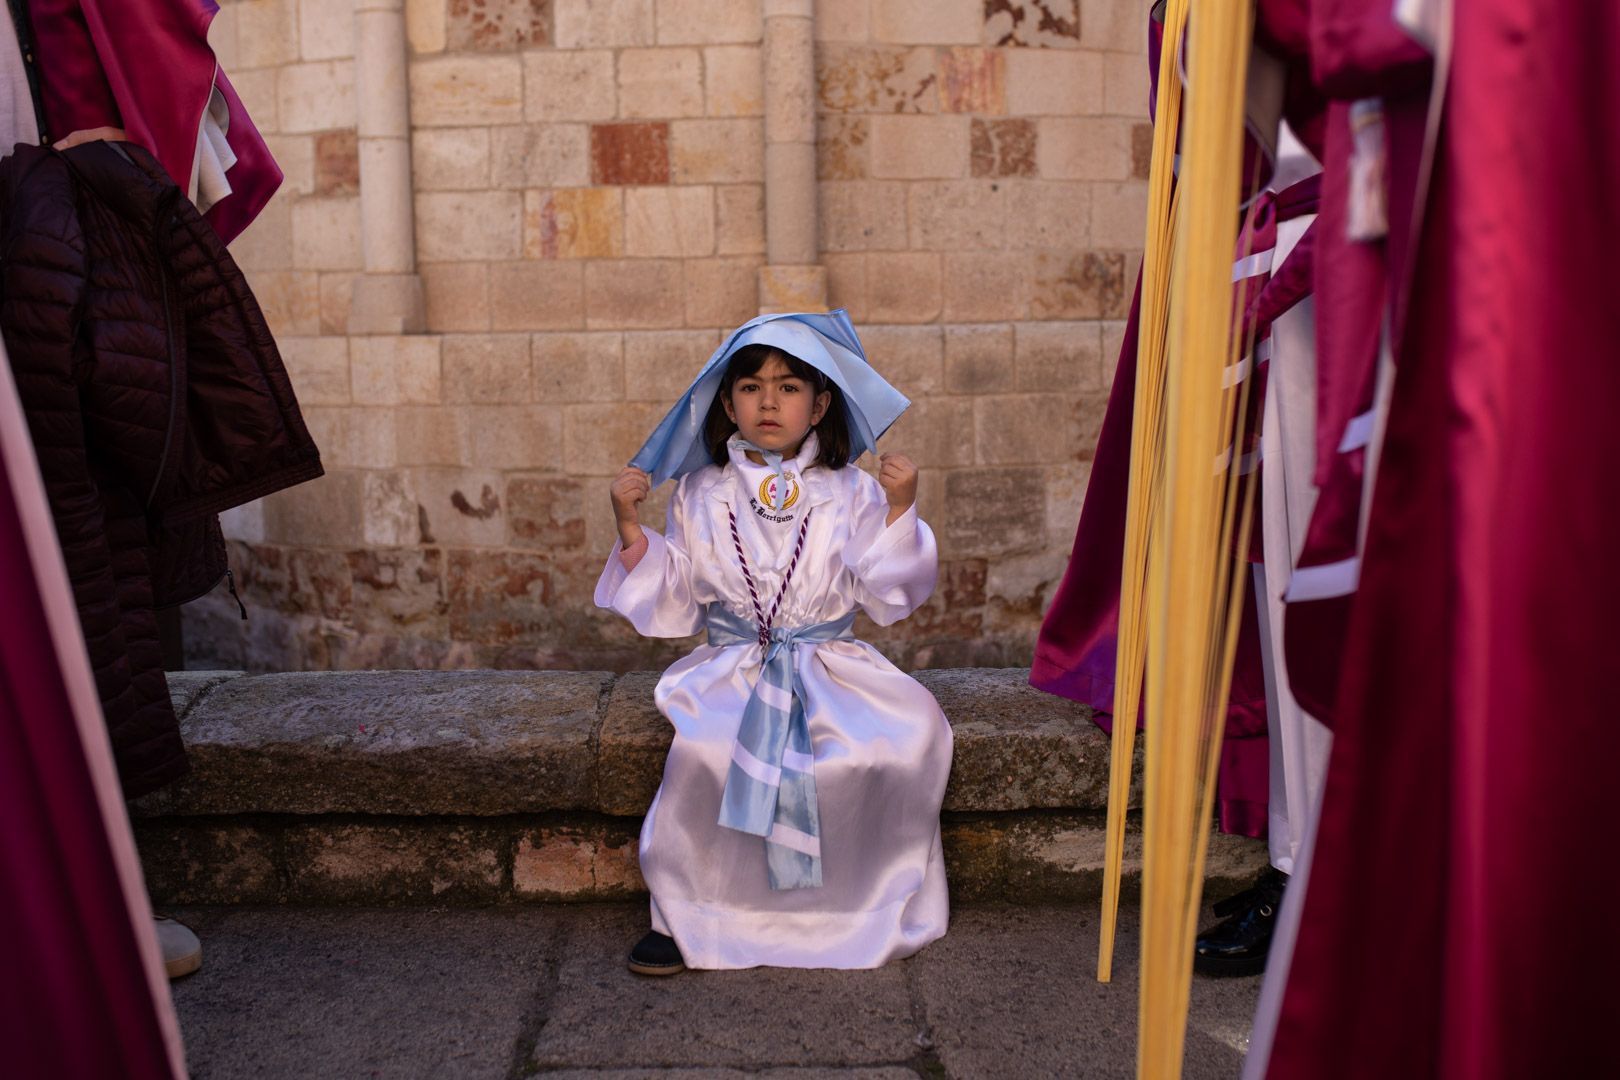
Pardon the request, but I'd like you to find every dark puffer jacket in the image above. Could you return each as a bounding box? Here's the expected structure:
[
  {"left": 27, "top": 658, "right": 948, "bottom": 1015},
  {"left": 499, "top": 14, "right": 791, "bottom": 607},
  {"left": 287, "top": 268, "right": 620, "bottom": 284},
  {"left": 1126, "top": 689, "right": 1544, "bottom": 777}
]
[{"left": 1, "top": 140, "right": 322, "bottom": 798}]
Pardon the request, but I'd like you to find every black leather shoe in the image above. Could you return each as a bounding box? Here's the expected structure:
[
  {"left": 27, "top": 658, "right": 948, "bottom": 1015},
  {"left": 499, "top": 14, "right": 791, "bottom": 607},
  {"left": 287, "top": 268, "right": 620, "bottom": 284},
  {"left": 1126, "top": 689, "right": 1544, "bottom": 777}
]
[
  {"left": 627, "top": 931, "right": 685, "bottom": 976},
  {"left": 1194, "top": 867, "right": 1287, "bottom": 978}
]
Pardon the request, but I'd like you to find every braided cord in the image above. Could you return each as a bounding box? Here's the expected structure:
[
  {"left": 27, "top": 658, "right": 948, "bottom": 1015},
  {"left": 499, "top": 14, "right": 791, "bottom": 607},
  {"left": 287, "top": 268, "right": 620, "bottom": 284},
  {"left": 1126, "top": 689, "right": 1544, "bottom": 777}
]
[{"left": 728, "top": 507, "right": 815, "bottom": 647}]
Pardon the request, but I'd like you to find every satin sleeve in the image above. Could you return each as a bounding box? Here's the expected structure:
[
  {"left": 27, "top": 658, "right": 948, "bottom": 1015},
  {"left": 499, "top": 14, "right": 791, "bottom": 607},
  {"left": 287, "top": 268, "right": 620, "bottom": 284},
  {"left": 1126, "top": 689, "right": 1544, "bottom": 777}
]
[
  {"left": 594, "top": 478, "right": 705, "bottom": 637},
  {"left": 840, "top": 470, "right": 938, "bottom": 626}
]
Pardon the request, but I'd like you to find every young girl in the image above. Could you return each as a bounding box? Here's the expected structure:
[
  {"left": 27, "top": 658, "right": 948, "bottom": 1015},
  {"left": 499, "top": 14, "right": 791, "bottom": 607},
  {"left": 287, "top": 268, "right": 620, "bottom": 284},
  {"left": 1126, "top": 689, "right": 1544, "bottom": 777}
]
[{"left": 596, "top": 310, "right": 953, "bottom": 974}]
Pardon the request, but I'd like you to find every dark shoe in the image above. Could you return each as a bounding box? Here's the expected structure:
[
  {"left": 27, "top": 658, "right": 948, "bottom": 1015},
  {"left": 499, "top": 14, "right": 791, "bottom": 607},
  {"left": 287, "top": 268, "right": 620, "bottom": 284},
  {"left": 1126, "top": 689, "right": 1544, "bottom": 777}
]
[
  {"left": 627, "top": 931, "right": 685, "bottom": 976},
  {"left": 1194, "top": 867, "right": 1287, "bottom": 978}
]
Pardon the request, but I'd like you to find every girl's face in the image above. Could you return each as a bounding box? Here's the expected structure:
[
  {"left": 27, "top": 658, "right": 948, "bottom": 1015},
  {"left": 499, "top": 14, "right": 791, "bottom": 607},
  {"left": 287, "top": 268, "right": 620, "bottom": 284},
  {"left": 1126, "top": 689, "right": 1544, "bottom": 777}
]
[{"left": 722, "top": 353, "right": 831, "bottom": 458}]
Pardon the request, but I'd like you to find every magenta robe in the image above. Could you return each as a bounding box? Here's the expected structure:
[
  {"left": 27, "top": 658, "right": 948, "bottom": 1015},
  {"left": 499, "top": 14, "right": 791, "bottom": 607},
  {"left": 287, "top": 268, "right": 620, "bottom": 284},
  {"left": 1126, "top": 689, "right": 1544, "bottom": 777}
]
[
  {"left": 1266, "top": 1, "right": 1620, "bottom": 1075},
  {"left": 27, "top": 0, "right": 280, "bottom": 242}
]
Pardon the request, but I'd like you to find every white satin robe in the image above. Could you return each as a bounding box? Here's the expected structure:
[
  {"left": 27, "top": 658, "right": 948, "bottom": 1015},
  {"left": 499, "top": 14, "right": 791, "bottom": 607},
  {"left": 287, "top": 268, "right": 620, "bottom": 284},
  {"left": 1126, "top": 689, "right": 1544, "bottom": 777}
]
[{"left": 595, "top": 460, "right": 953, "bottom": 970}]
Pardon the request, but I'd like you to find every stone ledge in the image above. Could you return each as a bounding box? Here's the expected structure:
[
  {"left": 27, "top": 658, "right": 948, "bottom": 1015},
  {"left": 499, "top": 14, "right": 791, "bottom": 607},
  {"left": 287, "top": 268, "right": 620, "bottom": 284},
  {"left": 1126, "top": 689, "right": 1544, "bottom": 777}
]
[{"left": 136, "top": 668, "right": 1141, "bottom": 818}]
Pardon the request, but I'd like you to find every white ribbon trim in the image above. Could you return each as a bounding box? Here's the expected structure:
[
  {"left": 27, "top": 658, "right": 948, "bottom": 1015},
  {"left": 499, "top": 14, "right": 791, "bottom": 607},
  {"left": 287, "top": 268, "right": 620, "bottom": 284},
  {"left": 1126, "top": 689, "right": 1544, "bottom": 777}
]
[
  {"left": 731, "top": 743, "right": 781, "bottom": 787},
  {"left": 780, "top": 748, "right": 815, "bottom": 774},
  {"left": 1338, "top": 409, "right": 1376, "bottom": 453},
  {"left": 1232, "top": 249, "right": 1275, "bottom": 282},
  {"left": 766, "top": 823, "right": 822, "bottom": 858},
  {"left": 755, "top": 681, "right": 793, "bottom": 713},
  {"left": 1285, "top": 557, "right": 1361, "bottom": 602}
]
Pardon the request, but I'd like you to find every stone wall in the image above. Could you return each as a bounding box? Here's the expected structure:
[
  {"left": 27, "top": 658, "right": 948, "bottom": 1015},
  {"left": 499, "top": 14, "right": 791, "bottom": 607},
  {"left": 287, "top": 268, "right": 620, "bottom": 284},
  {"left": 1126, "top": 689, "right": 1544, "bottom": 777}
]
[{"left": 191, "top": 0, "right": 1149, "bottom": 672}]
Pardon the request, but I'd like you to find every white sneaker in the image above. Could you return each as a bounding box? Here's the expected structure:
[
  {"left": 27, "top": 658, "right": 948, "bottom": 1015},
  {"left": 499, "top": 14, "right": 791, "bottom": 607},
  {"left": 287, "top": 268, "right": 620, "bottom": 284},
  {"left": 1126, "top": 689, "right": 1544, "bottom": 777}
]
[{"left": 154, "top": 916, "right": 202, "bottom": 979}]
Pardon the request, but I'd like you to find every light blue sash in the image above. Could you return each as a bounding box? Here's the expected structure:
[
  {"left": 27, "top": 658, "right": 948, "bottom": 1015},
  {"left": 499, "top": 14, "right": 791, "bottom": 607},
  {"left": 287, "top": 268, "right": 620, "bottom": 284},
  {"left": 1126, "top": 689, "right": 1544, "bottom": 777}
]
[{"left": 706, "top": 603, "right": 855, "bottom": 889}]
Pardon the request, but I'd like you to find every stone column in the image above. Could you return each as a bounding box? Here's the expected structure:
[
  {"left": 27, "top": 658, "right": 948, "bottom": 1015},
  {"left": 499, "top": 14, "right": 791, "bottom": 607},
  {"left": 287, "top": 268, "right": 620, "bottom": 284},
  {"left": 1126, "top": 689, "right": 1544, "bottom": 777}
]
[
  {"left": 758, "top": 0, "right": 826, "bottom": 313},
  {"left": 348, "top": 0, "right": 426, "bottom": 333}
]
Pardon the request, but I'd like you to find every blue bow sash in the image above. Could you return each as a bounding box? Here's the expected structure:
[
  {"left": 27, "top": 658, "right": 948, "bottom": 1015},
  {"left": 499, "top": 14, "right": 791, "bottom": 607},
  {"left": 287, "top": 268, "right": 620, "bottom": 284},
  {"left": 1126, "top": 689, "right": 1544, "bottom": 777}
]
[{"left": 706, "top": 603, "right": 856, "bottom": 890}]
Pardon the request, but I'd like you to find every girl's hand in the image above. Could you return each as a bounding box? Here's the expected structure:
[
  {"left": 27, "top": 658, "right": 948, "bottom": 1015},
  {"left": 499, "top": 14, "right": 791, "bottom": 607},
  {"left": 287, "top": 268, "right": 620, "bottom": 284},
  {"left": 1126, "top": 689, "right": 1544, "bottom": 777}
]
[
  {"left": 610, "top": 466, "right": 651, "bottom": 549},
  {"left": 878, "top": 453, "right": 918, "bottom": 524}
]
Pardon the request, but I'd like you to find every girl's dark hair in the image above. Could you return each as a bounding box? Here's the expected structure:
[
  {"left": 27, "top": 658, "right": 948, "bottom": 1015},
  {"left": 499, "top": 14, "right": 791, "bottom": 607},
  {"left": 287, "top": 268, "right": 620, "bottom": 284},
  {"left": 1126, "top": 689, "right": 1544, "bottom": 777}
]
[{"left": 702, "top": 344, "right": 852, "bottom": 469}]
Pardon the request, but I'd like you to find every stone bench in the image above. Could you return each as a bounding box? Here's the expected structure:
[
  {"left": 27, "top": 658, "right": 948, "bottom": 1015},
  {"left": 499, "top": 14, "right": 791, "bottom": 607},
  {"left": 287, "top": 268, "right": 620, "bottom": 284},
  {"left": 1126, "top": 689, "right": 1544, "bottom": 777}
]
[{"left": 133, "top": 669, "right": 1266, "bottom": 905}]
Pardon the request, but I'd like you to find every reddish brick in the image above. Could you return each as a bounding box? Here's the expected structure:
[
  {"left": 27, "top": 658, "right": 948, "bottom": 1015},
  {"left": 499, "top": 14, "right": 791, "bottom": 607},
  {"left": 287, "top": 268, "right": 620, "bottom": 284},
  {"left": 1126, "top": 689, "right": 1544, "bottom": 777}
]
[
  {"left": 590, "top": 121, "right": 670, "bottom": 185},
  {"left": 1029, "top": 251, "right": 1127, "bottom": 320},
  {"left": 314, "top": 129, "right": 360, "bottom": 195},
  {"left": 938, "top": 47, "right": 1005, "bottom": 114},
  {"left": 971, "top": 118, "right": 1037, "bottom": 178},
  {"left": 1131, "top": 121, "right": 1154, "bottom": 180},
  {"left": 983, "top": 0, "right": 1081, "bottom": 47},
  {"left": 447, "top": 0, "right": 552, "bottom": 51},
  {"left": 508, "top": 476, "right": 589, "bottom": 551}
]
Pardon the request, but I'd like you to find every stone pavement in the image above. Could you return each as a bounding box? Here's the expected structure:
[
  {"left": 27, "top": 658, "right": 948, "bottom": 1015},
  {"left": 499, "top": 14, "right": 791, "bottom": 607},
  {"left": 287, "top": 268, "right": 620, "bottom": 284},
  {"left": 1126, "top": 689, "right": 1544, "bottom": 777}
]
[{"left": 168, "top": 903, "right": 1261, "bottom": 1079}]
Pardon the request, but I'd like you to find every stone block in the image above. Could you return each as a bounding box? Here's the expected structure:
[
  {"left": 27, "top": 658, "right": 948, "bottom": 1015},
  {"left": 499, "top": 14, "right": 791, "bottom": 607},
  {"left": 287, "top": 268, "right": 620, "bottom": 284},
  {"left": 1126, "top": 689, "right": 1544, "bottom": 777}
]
[
  {"left": 583, "top": 259, "right": 684, "bottom": 329},
  {"left": 883, "top": 396, "right": 975, "bottom": 468},
  {"left": 446, "top": 0, "right": 552, "bottom": 50},
  {"left": 350, "top": 336, "right": 443, "bottom": 405},
  {"left": 1029, "top": 249, "right": 1127, "bottom": 319},
  {"left": 312, "top": 129, "right": 359, "bottom": 196},
  {"left": 705, "top": 45, "right": 763, "bottom": 116},
  {"left": 861, "top": 324, "right": 944, "bottom": 394},
  {"left": 1037, "top": 116, "right": 1131, "bottom": 180},
  {"left": 818, "top": 180, "right": 907, "bottom": 253},
  {"left": 410, "top": 54, "right": 524, "bottom": 126},
  {"left": 555, "top": 0, "right": 654, "bottom": 47},
  {"left": 617, "top": 47, "right": 704, "bottom": 119},
  {"left": 522, "top": 48, "right": 616, "bottom": 122},
  {"left": 347, "top": 547, "right": 446, "bottom": 635},
  {"left": 263, "top": 470, "right": 365, "bottom": 547},
  {"left": 525, "top": 187, "right": 623, "bottom": 259},
  {"left": 1015, "top": 319, "right": 1103, "bottom": 390},
  {"left": 815, "top": 0, "right": 869, "bottom": 42},
  {"left": 870, "top": 114, "right": 969, "bottom": 179},
  {"left": 253, "top": 270, "right": 322, "bottom": 337},
  {"left": 316, "top": 407, "right": 400, "bottom": 470},
  {"left": 532, "top": 331, "right": 625, "bottom": 402},
  {"left": 624, "top": 185, "right": 715, "bottom": 257},
  {"left": 1044, "top": 458, "right": 1090, "bottom": 545},
  {"left": 290, "top": 196, "right": 362, "bottom": 271},
  {"left": 971, "top": 117, "right": 1037, "bottom": 177},
  {"left": 443, "top": 333, "right": 533, "bottom": 403},
  {"left": 984, "top": 0, "right": 1081, "bottom": 48},
  {"left": 362, "top": 472, "right": 424, "bottom": 546},
  {"left": 815, "top": 44, "right": 938, "bottom": 115},
  {"left": 279, "top": 336, "right": 351, "bottom": 404},
  {"left": 234, "top": 0, "right": 299, "bottom": 69},
  {"left": 263, "top": 134, "right": 314, "bottom": 194},
  {"left": 319, "top": 272, "right": 358, "bottom": 335},
  {"left": 863, "top": 252, "right": 941, "bottom": 323},
  {"left": 1080, "top": 0, "right": 1147, "bottom": 52},
  {"left": 595, "top": 669, "right": 669, "bottom": 814},
  {"left": 508, "top": 475, "right": 589, "bottom": 550},
  {"left": 282, "top": 822, "right": 505, "bottom": 903},
  {"left": 278, "top": 60, "right": 357, "bottom": 133},
  {"left": 684, "top": 256, "right": 761, "bottom": 326},
  {"left": 938, "top": 47, "right": 1005, "bottom": 113},
  {"left": 817, "top": 115, "right": 869, "bottom": 180},
  {"left": 394, "top": 406, "right": 466, "bottom": 466},
  {"left": 1090, "top": 179, "right": 1148, "bottom": 248},
  {"left": 462, "top": 404, "right": 564, "bottom": 468},
  {"left": 406, "top": 0, "right": 448, "bottom": 53},
  {"left": 1131, "top": 120, "right": 1153, "bottom": 179},
  {"left": 1006, "top": 47, "right": 1103, "bottom": 119},
  {"left": 299, "top": 0, "right": 355, "bottom": 60},
  {"left": 940, "top": 466, "right": 1045, "bottom": 556},
  {"left": 422, "top": 262, "right": 493, "bottom": 332},
  {"left": 412, "top": 467, "right": 507, "bottom": 545},
  {"left": 654, "top": 0, "right": 761, "bottom": 45},
  {"left": 1004, "top": 179, "right": 1090, "bottom": 248},
  {"left": 870, "top": 0, "right": 980, "bottom": 45},
  {"left": 943, "top": 251, "right": 1030, "bottom": 322},
  {"left": 414, "top": 190, "right": 523, "bottom": 261},
  {"left": 226, "top": 68, "right": 276, "bottom": 133},
  {"left": 907, "top": 179, "right": 1008, "bottom": 250},
  {"left": 218, "top": 500, "right": 266, "bottom": 544},
  {"left": 975, "top": 393, "right": 1088, "bottom": 464},
  {"left": 622, "top": 330, "right": 720, "bottom": 401},
  {"left": 513, "top": 824, "right": 646, "bottom": 898},
  {"left": 944, "top": 323, "right": 1015, "bottom": 393},
  {"left": 670, "top": 118, "right": 763, "bottom": 183},
  {"left": 446, "top": 549, "right": 579, "bottom": 643},
  {"left": 133, "top": 822, "right": 281, "bottom": 905},
  {"left": 823, "top": 252, "right": 867, "bottom": 312},
  {"left": 563, "top": 401, "right": 668, "bottom": 474},
  {"left": 229, "top": 195, "right": 293, "bottom": 271},
  {"left": 412, "top": 128, "right": 491, "bottom": 190},
  {"left": 755, "top": 263, "right": 827, "bottom": 315},
  {"left": 490, "top": 122, "right": 591, "bottom": 187},
  {"left": 1104, "top": 49, "right": 1149, "bottom": 116},
  {"left": 715, "top": 184, "right": 766, "bottom": 254},
  {"left": 489, "top": 260, "right": 587, "bottom": 330},
  {"left": 590, "top": 121, "right": 670, "bottom": 184}
]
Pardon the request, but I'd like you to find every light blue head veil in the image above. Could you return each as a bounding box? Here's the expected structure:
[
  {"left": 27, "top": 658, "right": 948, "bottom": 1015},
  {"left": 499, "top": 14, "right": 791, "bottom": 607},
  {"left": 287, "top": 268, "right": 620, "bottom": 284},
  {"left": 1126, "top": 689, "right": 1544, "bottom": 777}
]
[{"left": 629, "top": 309, "right": 909, "bottom": 486}]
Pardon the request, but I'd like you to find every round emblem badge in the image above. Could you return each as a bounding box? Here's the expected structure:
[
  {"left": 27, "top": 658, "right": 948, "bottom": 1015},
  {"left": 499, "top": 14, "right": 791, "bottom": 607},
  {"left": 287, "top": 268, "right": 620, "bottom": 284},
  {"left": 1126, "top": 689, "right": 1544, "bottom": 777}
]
[{"left": 759, "top": 473, "right": 801, "bottom": 512}]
